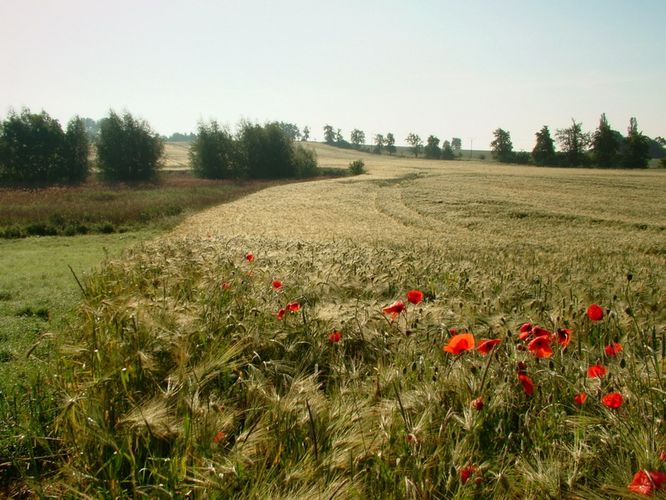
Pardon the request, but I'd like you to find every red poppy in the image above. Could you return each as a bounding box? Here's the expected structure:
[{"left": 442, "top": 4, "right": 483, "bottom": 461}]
[
  {"left": 601, "top": 392, "right": 623, "bottom": 409},
  {"left": 477, "top": 339, "right": 501, "bottom": 356},
  {"left": 659, "top": 451, "right": 666, "bottom": 462},
  {"left": 383, "top": 300, "right": 406, "bottom": 319},
  {"left": 587, "top": 364, "right": 607, "bottom": 378},
  {"left": 406, "top": 289, "right": 424, "bottom": 305},
  {"left": 518, "top": 322, "right": 533, "bottom": 341},
  {"left": 448, "top": 327, "right": 458, "bottom": 335},
  {"left": 443, "top": 333, "right": 475, "bottom": 355},
  {"left": 287, "top": 302, "right": 301, "bottom": 313},
  {"left": 604, "top": 342, "right": 623, "bottom": 357},
  {"left": 460, "top": 464, "right": 478, "bottom": 484},
  {"left": 628, "top": 470, "right": 666, "bottom": 495},
  {"left": 574, "top": 392, "right": 587, "bottom": 406},
  {"left": 528, "top": 335, "right": 553, "bottom": 358},
  {"left": 516, "top": 361, "right": 528, "bottom": 375},
  {"left": 518, "top": 373, "right": 534, "bottom": 396},
  {"left": 587, "top": 303, "right": 604, "bottom": 321},
  {"left": 471, "top": 397, "right": 484, "bottom": 410},
  {"left": 328, "top": 331, "right": 342, "bottom": 343},
  {"left": 556, "top": 328, "right": 572, "bottom": 348},
  {"left": 213, "top": 431, "right": 226, "bottom": 444},
  {"left": 531, "top": 326, "right": 551, "bottom": 338},
  {"left": 405, "top": 433, "right": 418, "bottom": 444},
  {"left": 222, "top": 282, "right": 231, "bottom": 289},
  {"left": 272, "top": 280, "right": 283, "bottom": 290},
  {"left": 245, "top": 252, "right": 254, "bottom": 262},
  {"left": 276, "top": 308, "right": 286, "bottom": 320}
]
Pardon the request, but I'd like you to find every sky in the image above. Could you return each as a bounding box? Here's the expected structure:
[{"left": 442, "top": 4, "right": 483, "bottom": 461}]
[{"left": 2, "top": 0, "right": 665, "bottom": 150}]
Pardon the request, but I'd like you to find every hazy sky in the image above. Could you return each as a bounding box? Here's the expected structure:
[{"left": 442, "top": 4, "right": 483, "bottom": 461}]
[{"left": 2, "top": 0, "right": 665, "bottom": 150}]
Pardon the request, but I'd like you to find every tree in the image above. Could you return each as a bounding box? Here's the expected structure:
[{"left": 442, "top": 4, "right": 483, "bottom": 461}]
[
  {"left": 385, "top": 133, "right": 396, "bottom": 155},
  {"left": 622, "top": 117, "right": 650, "bottom": 168},
  {"left": 441, "top": 140, "right": 455, "bottom": 160},
  {"left": 424, "top": 135, "right": 441, "bottom": 159},
  {"left": 406, "top": 133, "right": 423, "bottom": 158},
  {"left": 302, "top": 126, "right": 310, "bottom": 141},
  {"left": 190, "top": 120, "right": 239, "bottom": 179},
  {"left": 591, "top": 114, "right": 620, "bottom": 167},
  {"left": 276, "top": 122, "right": 301, "bottom": 141},
  {"left": 532, "top": 125, "right": 556, "bottom": 166},
  {"left": 96, "top": 110, "right": 164, "bottom": 181},
  {"left": 239, "top": 122, "right": 295, "bottom": 179},
  {"left": 323, "top": 125, "right": 335, "bottom": 144},
  {"left": 490, "top": 128, "right": 514, "bottom": 163},
  {"left": 0, "top": 109, "right": 89, "bottom": 184},
  {"left": 556, "top": 119, "right": 590, "bottom": 166},
  {"left": 451, "top": 137, "right": 462, "bottom": 155},
  {"left": 350, "top": 129, "right": 366, "bottom": 149},
  {"left": 373, "top": 134, "right": 384, "bottom": 154}
]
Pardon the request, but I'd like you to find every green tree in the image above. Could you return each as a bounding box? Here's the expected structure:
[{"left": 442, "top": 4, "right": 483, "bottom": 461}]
[
  {"left": 622, "top": 117, "right": 650, "bottom": 168},
  {"left": 96, "top": 110, "right": 164, "bottom": 182},
  {"left": 424, "top": 135, "right": 441, "bottom": 159},
  {"left": 490, "top": 128, "right": 514, "bottom": 163},
  {"left": 350, "top": 129, "right": 365, "bottom": 149},
  {"left": 532, "top": 125, "right": 556, "bottom": 166},
  {"left": 556, "top": 119, "right": 590, "bottom": 166},
  {"left": 451, "top": 137, "right": 462, "bottom": 155},
  {"left": 385, "top": 133, "right": 396, "bottom": 155},
  {"left": 301, "top": 126, "right": 310, "bottom": 141},
  {"left": 406, "top": 132, "right": 423, "bottom": 158},
  {"left": 441, "top": 140, "right": 455, "bottom": 160},
  {"left": 190, "top": 120, "right": 239, "bottom": 179},
  {"left": 63, "top": 116, "right": 91, "bottom": 183},
  {"left": 373, "top": 134, "right": 384, "bottom": 154},
  {"left": 239, "top": 122, "right": 295, "bottom": 179},
  {"left": 276, "top": 122, "right": 301, "bottom": 141},
  {"left": 323, "top": 125, "right": 335, "bottom": 144},
  {"left": 591, "top": 114, "right": 620, "bottom": 167}
]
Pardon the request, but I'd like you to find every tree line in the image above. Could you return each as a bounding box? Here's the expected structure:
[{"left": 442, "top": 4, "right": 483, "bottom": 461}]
[{"left": 491, "top": 115, "right": 664, "bottom": 168}]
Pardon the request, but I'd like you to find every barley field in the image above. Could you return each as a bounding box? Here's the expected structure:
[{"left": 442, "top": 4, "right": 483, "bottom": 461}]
[{"left": 49, "top": 146, "right": 666, "bottom": 497}]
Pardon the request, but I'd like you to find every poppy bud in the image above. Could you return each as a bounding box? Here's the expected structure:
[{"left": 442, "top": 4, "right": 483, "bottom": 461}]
[
  {"left": 471, "top": 397, "right": 484, "bottom": 410},
  {"left": 627, "top": 272, "right": 633, "bottom": 281}
]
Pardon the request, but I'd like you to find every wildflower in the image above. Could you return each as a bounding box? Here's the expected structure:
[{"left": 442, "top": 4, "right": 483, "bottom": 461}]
[
  {"left": 628, "top": 470, "right": 666, "bottom": 495},
  {"left": 443, "top": 333, "right": 475, "bottom": 355},
  {"left": 287, "top": 302, "right": 301, "bottom": 313},
  {"left": 527, "top": 335, "right": 553, "bottom": 358},
  {"left": 406, "top": 289, "right": 424, "bottom": 305},
  {"left": 448, "top": 327, "right": 458, "bottom": 335},
  {"left": 516, "top": 361, "right": 528, "bottom": 375},
  {"left": 587, "top": 364, "right": 607, "bottom": 378},
  {"left": 604, "top": 342, "right": 623, "bottom": 357},
  {"left": 518, "top": 373, "right": 534, "bottom": 396},
  {"left": 601, "top": 392, "right": 623, "bottom": 409},
  {"left": 471, "top": 397, "right": 484, "bottom": 410},
  {"left": 518, "top": 322, "right": 533, "bottom": 341},
  {"left": 328, "top": 331, "right": 342, "bottom": 343},
  {"left": 245, "top": 252, "right": 254, "bottom": 262},
  {"left": 406, "top": 433, "right": 418, "bottom": 444},
  {"left": 477, "top": 339, "right": 501, "bottom": 356},
  {"left": 574, "top": 392, "right": 587, "bottom": 406},
  {"left": 272, "top": 280, "right": 283, "bottom": 290},
  {"left": 213, "top": 431, "right": 226, "bottom": 444},
  {"left": 383, "top": 300, "right": 406, "bottom": 319},
  {"left": 460, "top": 464, "right": 478, "bottom": 484},
  {"left": 276, "top": 308, "right": 286, "bottom": 320},
  {"left": 222, "top": 282, "right": 231, "bottom": 289},
  {"left": 587, "top": 303, "right": 604, "bottom": 321},
  {"left": 556, "top": 328, "right": 572, "bottom": 348}
]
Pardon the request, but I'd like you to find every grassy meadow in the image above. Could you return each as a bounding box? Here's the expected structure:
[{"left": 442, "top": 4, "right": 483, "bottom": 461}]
[{"left": 2, "top": 144, "right": 666, "bottom": 497}]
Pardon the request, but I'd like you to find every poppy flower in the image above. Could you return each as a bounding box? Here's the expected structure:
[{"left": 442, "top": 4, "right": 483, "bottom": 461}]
[
  {"left": 518, "top": 373, "right": 534, "bottom": 396},
  {"left": 587, "top": 364, "right": 607, "bottom": 378},
  {"left": 628, "top": 470, "right": 666, "bottom": 495},
  {"left": 328, "top": 331, "right": 342, "bottom": 343},
  {"left": 383, "top": 300, "right": 406, "bottom": 319},
  {"left": 516, "top": 361, "right": 528, "bottom": 375},
  {"left": 460, "top": 465, "right": 478, "bottom": 484},
  {"left": 448, "top": 327, "right": 458, "bottom": 335},
  {"left": 222, "top": 282, "right": 231, "bottom": 289},
  {"left": 213, "top": 431, "right": 226, "bottom": 444},
  {"left": 518, "top": 323, "right": 533, "bottom": 341},
  {"left": 443, "top": 333, "right": 475, "bottom": 355},
  {"left": 406, "top": 289, "right": 424, "bottom": 305},
  {"left": 405, "top": 433, "right": 418, "bottom": 444},
  {"left": 587, "top": 303, "right": 604, "bottom": 321},
  {"left": 471, "top": 397, "right": 484, "bottom": 410},
  {"left": 276, "top": 308, "right": 286, "bottom": 320},
  {"left": 601, "top": 392, "right": 623, "bottom": 409},
  {"left": 574, "top": 392, "right": 587, "bottom": 406},
  {"left": 604, "top": 342, "right": 623, "bottom": 357},
  {"left": 477, "top": 339, "right": 501, "bottom": 356},
  {"left": 556, "top": 328, "right": 572, "bottom": 348},
  {"left": 245, "top": 252, "right": 254, "bottom": 262},
  {"left": 272, "top": 280, "right": 283, "bottom": 290},
  {"left": 287, "top": 302, "right": 301, "bottom": 313},
  {"left": 528, "top": 335, "right": 553, "bottom": 358}
]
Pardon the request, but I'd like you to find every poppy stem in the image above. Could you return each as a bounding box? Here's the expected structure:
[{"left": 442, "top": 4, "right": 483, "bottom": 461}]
[
  {"left": 305, "top": 399, "right": 319, "bottom": 462},
  {"left": 477, "top": 349, "right": 496, "bottom": 395}
]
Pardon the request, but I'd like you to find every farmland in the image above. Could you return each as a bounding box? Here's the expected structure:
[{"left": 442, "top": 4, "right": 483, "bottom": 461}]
[{"left": 2, "top": 144, "right": 666, "bottom": 497}]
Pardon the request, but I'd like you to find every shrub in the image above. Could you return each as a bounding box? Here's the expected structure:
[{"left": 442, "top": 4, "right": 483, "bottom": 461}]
[
  {"left": 96, "top": 111, "right": 163, "bottom": 182},
  {"left": 292, "top": 144, "right": 319, "bottom": 178},
  {"left": 239, "top": 122, "right": 295, "bottom": 179},
  {"left": 348, "top": 159, "right": 365, "bottom": 175},
  {"left": 190, "top": 121, "right": 239, "bottom": 179}
]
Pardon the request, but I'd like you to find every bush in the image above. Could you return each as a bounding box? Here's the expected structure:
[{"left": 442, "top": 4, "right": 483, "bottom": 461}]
[
  {"left": 96, "top": 111, "right": 163, "bottom": 182},
  {"left": 292, "top": 145, "right": 319, "bottom": 178},
  {"left": 190, "top": 121, "right": 239, "bottom": 179},
  {"left": 348, "top": 159, "right": 365, "bottom": 175},
  {"left": 0, "top": 109, "right": 90, "bottom": 184},
  {"left": 239, "top": 122, "right": 295, "bottom": 179}
]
